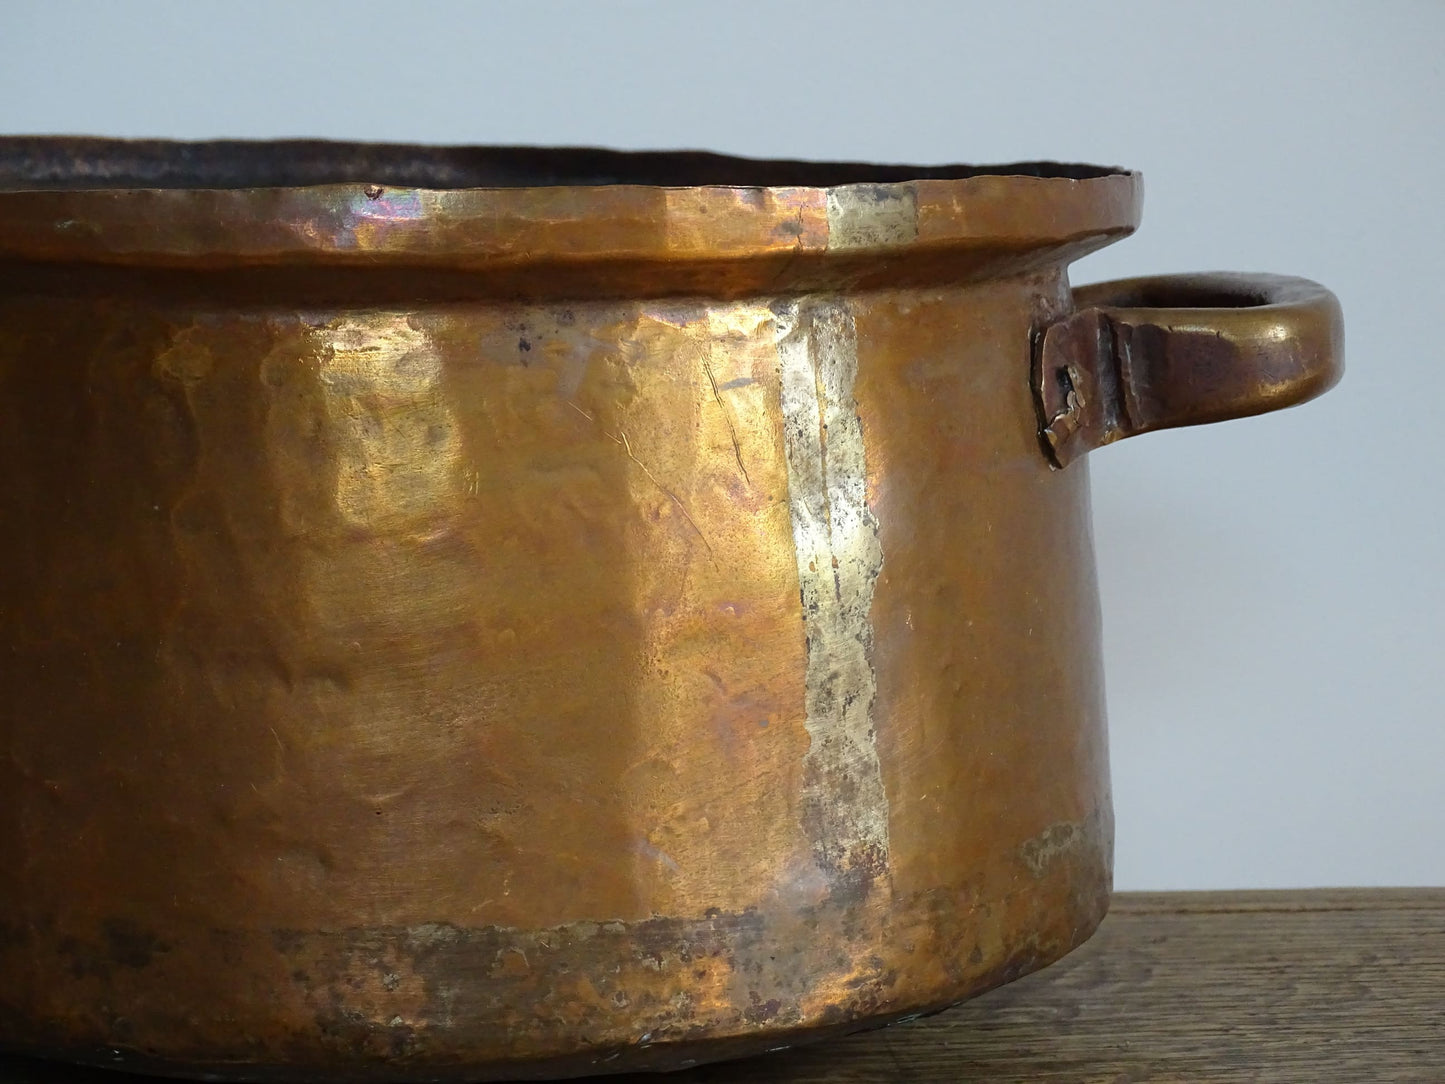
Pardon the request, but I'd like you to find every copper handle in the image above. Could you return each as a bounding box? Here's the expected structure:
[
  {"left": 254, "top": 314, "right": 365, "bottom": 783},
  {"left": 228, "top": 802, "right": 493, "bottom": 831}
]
[{"left": 1032, "top": 272, "right": 1344, "bottom": 467}]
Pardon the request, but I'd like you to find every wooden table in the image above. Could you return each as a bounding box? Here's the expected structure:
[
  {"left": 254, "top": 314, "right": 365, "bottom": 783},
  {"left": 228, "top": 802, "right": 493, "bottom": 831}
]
[{"left": 3, "top": 890, "right": 1441, "bottom": 1082}]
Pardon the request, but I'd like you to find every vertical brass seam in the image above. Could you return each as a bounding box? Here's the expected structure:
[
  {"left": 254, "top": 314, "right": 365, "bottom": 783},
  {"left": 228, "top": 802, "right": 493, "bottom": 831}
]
[{"left": 774, "top": 297, "right": 890, "bottom": 881}]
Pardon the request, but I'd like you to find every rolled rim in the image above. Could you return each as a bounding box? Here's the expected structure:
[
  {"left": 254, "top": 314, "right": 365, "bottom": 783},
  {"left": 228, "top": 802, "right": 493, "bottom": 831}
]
[{"left": 0, "top": 138, "right": 1143, "bottom": 279}]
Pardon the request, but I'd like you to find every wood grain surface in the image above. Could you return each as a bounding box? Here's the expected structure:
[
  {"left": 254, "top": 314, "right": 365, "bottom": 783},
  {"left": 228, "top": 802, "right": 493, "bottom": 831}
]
[{"left": 2, "top": 890, "right": 1441, "bottom": 1083}]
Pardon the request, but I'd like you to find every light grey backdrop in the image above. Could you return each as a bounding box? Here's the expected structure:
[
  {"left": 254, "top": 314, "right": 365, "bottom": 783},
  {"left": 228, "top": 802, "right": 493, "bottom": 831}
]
[{"left": 3, "top": 0, "right": 1439, "bottom": 890}]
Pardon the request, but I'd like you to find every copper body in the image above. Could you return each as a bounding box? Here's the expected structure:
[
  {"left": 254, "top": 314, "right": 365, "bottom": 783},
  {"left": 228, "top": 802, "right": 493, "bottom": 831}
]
[{"left": 0, "top": 141, "right": 1342, "bottom": 1081}]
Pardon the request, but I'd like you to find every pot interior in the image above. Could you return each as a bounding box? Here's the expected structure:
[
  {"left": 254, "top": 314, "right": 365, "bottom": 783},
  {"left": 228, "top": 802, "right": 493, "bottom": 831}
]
[{"left": 0, "top": 138, "right": 1123, "bottom": 191}]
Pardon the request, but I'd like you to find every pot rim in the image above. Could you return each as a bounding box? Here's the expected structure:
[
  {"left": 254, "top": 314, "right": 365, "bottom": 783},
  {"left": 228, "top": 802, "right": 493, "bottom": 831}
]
[{"left": 0, "top": 138, "right": 1142, "bottom": 286}]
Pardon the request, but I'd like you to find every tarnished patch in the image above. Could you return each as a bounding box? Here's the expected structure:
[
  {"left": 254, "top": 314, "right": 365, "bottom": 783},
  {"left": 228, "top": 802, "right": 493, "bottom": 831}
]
[
  {"left": 773, "top": 298, "right": 889, "bottom": 881},
  {"left": 1019, "top": 818, "right": 1091, "bottom": 878},
  {"left": 824, "top": 184, "right": 918, "bottom": 250}
]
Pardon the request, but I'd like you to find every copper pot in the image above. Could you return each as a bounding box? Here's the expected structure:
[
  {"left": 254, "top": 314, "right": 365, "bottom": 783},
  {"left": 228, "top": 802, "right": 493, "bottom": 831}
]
[{"left": 0, "top": 140, "right": 1342, "bottom": 1081}]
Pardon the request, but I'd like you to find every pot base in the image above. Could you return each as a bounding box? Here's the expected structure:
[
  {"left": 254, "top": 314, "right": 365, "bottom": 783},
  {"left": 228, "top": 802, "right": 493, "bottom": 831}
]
[{"left": 0, "top": 875, "right": 1110, "bottom": 1082}]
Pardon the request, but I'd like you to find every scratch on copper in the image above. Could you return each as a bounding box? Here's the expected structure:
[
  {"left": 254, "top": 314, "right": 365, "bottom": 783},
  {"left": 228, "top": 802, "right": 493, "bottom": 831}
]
[
  {"left": 611, "top": 430, "right": 715, "bottom": 563},
  {"left": 569, "top": 402, "right": 714, "bottom": 562},
  {"left": 701, "top": 351, "right": 751, "bottom": 486}
]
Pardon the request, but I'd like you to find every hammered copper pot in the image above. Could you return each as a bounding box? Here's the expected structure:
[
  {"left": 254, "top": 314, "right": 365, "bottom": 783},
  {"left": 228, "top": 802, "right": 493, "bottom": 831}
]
[{"left": 0, "top": 140, "right": 1342, "bottom": 1081}]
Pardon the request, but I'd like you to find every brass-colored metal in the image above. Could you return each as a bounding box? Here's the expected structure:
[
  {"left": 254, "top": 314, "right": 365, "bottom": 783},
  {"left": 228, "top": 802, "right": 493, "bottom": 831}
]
[
  {"left": 1034, "top": 273, "right": 1344, "bottom": 467},
  {"left": 0, "top": 140, "right": 1340, "bottom": 1082}
]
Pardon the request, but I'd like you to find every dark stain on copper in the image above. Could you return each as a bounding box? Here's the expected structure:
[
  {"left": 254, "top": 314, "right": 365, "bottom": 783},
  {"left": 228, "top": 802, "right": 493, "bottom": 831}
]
[{"left": 101, "top": 919, "right": 170, "bottom": 970}]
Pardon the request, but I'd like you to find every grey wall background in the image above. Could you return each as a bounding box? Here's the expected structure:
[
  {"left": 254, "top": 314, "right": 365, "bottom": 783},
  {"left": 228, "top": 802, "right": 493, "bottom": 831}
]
[{"left": 2, "top": 0, "right": 1439, "bottom": 890}]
